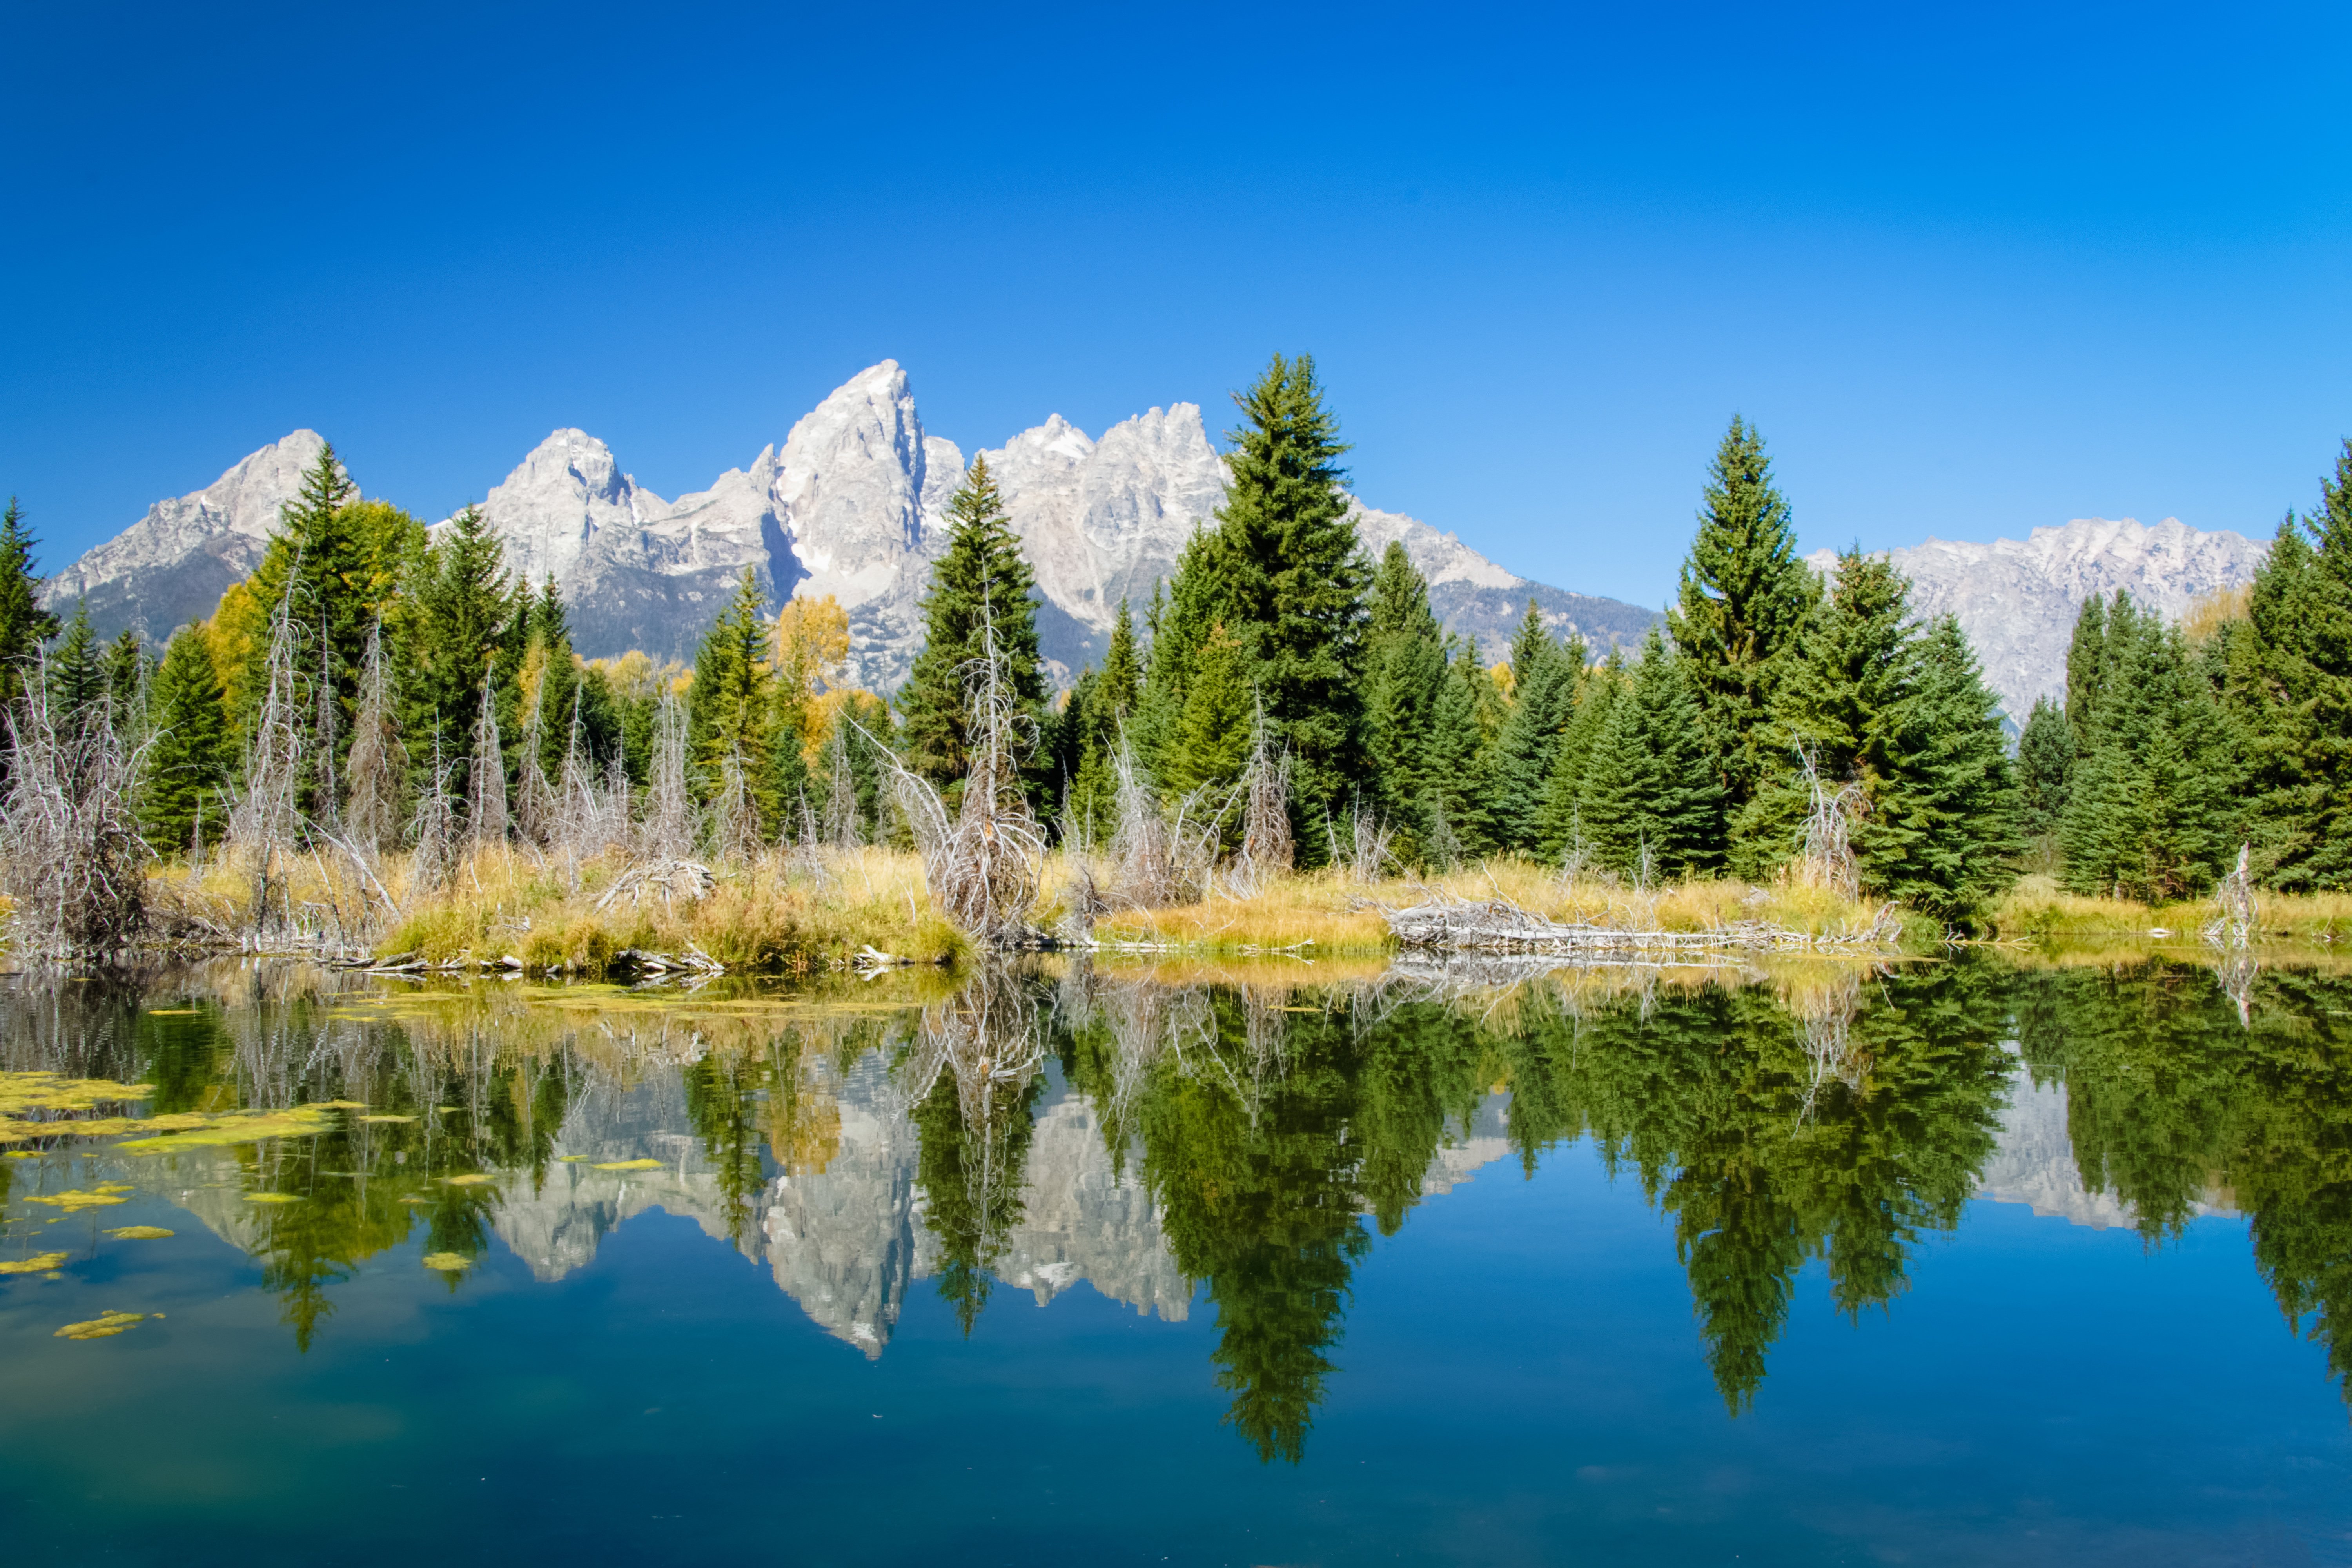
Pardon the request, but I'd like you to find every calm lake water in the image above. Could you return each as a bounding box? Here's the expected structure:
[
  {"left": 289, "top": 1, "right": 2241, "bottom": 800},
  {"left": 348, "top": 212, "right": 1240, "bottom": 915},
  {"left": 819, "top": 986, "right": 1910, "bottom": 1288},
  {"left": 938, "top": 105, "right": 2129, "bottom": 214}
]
[{"left": 3, "top": 953, "right": 2349, "bottom": 1566}]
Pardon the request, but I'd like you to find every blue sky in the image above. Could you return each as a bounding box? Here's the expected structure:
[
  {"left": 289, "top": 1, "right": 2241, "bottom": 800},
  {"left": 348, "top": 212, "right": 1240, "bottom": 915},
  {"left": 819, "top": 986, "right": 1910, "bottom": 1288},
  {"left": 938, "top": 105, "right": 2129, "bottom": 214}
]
[{"left": 4, "top": 1, "right": 2348, "bottom": 610}]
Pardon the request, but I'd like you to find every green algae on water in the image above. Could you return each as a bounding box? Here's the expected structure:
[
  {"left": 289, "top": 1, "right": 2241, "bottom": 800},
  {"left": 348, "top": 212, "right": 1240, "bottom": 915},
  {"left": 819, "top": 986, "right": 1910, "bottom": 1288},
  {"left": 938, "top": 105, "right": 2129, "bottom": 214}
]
[
  {"left": 443, "top": 1173, "right": 495, "bottom": 1187},
  {"left": 0, "top": 1251, "right": 69, "bottom": 1274},
  {"left": 421, "top": 1252, "right": 471, "bottom": 1271},
  {"left": 55, "top": 1310, "right": 146, "bottom": 1339},
  {"left": 25, "top": 1187, "right": 131, "bottom": 1210},
  {"left": 592, "top": 1158, "right": 664, "bottom": 1171},
  {"left": 244, "top": 1192, "right": 303, "bottom": 1204},
  {"left": 103, "top": 1226, "right": 174, "bottom": 1240}
]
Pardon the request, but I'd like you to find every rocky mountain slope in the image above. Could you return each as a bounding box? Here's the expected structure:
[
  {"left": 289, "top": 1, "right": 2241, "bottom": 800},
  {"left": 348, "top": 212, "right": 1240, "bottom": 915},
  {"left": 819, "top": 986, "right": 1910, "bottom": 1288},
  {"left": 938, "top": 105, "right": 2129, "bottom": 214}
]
[
  {"left": 43, "top": 430, "right": 329, "bottom": 642},
  {"left": 1809, "top": 516, "right": 2269, "bottom": 722},
  {"left": 45, "top": 362, "right": 1657, "bottom": 689}
]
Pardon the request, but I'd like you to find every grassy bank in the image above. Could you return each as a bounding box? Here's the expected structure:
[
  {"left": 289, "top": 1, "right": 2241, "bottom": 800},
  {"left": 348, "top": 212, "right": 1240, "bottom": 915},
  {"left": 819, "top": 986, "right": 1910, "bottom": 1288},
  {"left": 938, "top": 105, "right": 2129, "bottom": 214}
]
[
  {"left": 128, "top": 843, "right": 1921, "bottom": 973},
  {"left": 1988, "top": 874, "right": 2352, "bottom": 946}
]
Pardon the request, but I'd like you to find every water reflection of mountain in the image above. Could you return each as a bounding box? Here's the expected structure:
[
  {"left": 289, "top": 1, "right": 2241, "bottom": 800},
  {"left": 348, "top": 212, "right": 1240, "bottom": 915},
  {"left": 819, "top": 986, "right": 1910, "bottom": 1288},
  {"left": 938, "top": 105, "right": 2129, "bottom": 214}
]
[{"left": 1974, "top": 1065, "right": 2235, "bottom": 1230}]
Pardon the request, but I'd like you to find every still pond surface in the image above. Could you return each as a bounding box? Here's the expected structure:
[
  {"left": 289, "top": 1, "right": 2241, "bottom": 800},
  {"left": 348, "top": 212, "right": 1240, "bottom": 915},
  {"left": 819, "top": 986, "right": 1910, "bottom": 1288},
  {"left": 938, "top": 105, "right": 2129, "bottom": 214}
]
[{"left": 2, "top": 953, "right": 2348, "bottom": 1566}]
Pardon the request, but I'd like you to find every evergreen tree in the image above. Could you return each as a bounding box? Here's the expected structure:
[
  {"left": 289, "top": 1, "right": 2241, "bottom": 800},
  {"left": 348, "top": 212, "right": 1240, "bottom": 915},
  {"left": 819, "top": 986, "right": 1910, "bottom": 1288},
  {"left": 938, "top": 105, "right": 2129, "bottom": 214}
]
[
  {"left": 1483, "top": 601, "right": 1584, "bottom": 853},
  {"left": 403, "top": 505, "right": 518, "bottom": 809},
  {"left": 1135, "top": 534, "right": 1223, "bottom": 786},
  {"left": 2065, "top": 591, "right": 2110, "bottom": 734},
  {"left": 46, "top": 601, "right": 106, "bottom": 726},
  {"left": 1576, "top": 629, "right": 1725, "bottom": 879},
  {"left": 686, "top": 568, "right": 779, "bottom": 822},
  {"left": 898, "top": 454, "right": 1045, "bottom": 789},
  {"left": 1171, "top": 623, "right": 1254, "bottom": 798},
  {"left": 1737, "top": 550, "right": 1916, "bottom": 881},
  {"left": 2061, "top": 596, "right": 2238, "bottom": 900},
  {"left": 0, "top": 497, "right": 58, "bottom": 719},
  {"left": 2217, "top": 447, "right": 2352, "bottom": 887},
  {"left": 2017, "top": 696, "right": 2074, "bottom": 846},
  {"left": 1362, "top": 543, "right": 1448, "bottom": 854},
  {"left": 238, "top": 443, "right": 367, "bottom": 753},
  {"left": 1889, "top": 616, "right": 2020, "bottom": 919},
  {"left": 1193, "top": 353, "right": 1371, "bottom": 848},
  {"left": 1538, "top": 646, "right": 1626, "bottom": 863},
  {"left": 140, "top": 628, "right": 232, "bottom": 852},
  {"left": 1423, "top": 639, "right": 1497, "bottom": 861},
  {"left": 1666, "top": 418, "right": 1815, "bottom": 813},
  {"left": 104, "top": 627, "right": 146, "bottom": 722},
  {"left": 1067, "top": 599, "right": 1143, "bottom": 840}
]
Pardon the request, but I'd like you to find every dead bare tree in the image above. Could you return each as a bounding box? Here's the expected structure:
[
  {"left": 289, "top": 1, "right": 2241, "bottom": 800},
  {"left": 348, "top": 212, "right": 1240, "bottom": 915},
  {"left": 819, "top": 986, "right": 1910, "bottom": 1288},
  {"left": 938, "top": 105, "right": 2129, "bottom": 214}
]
[
  {"left": 466, "top": 677, "right": 509, "bottom": 849},
  {"left": 1228, "top": 697, "right": 1293, "bottom": 896},
  {"left": 639, "top": 686, "right": 693, "bottom": 859},
  {"left": 822, "top": 718, "right": 862, "bottom": 849},
  {"left": 310, "top": 618, "right": 341, "bottom": 833},
  {"left": 406, "top": 729, "right": 461, "bottom": 894},
  {"left": 512, "top": 671, "right": 558, "bottom": 848},
  {"left": 0, "top": 667, "right": 156, "bottom": 959},
  {"left": 2205, "top": 843, "right": 2258, "bottom": 951},
  {"left": 706, "top": 746, "right": 763, "bottom": 866},
  {"left": 344, "top": 621, "right": 407, "bottom": 856},
  {"left": 1792, "top": 743, "right": 1864, "bottom": 900},
  {"left": 882, "top": 617, "right": 1045, "bottom": 946},
  {"left": 227, "top": 582, "right": 309, "bottom": 931}
]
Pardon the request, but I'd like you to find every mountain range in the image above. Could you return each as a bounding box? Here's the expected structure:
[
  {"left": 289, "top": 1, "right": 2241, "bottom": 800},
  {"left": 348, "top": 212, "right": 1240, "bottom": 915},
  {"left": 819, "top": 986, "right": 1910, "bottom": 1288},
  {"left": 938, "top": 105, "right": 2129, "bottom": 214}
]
[
  {"left": 42, "top": 361, "right": 2276, "bottom": 712},
  {"left": 43, "top": 361, "right": 1655, "bottom": 691}
]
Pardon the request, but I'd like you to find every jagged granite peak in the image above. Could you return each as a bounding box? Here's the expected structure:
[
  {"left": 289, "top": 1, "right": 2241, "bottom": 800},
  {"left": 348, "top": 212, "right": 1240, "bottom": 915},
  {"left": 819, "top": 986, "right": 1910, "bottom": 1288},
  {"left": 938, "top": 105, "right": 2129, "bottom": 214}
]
[
  {"left": 44, "top": 428, "right": 328, "bottom": 641},
  {"left": 49, "top": 363, "right": 1657, "bottom": 682},
  {"left": 1809, "top": 516, "right": 2269, "bottom": 722}
]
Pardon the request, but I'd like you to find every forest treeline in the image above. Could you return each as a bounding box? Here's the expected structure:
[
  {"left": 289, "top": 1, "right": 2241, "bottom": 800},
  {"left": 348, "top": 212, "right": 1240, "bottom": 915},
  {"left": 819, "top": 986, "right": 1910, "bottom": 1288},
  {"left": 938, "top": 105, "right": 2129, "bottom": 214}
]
[{"left": 3, "top": 352, "right": 2347, "bottom": 934}]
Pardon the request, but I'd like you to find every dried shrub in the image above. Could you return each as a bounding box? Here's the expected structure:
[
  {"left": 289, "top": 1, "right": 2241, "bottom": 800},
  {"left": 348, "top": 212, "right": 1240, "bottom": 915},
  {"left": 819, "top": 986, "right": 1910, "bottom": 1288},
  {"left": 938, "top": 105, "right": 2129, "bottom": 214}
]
[{"left": 0, "top": 671, "right": 154, "bottom": 958}]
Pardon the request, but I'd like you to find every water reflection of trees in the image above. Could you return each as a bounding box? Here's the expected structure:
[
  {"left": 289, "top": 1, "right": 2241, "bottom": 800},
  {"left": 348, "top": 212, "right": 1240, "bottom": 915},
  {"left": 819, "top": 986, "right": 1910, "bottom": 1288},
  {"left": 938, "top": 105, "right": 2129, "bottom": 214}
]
[{"left": 2013, "top": 960, "right": 2352, "bottom": 1400}]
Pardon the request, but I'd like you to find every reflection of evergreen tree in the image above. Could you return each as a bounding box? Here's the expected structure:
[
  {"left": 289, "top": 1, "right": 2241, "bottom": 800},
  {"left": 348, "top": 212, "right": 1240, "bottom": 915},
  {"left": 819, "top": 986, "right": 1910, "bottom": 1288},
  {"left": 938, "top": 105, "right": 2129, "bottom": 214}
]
[
  {"left": 2013, "top": 960, "right": 2352, "bottom": 1400},
  {"left": 1479, "top": 967, "right": 2008, "bottom": 1411},
  {"left": 911, "top": 1068, "right": 1043, "bottom": 1336},
  {"left": 682, "top": 1049, "right": 777, "bottom": 1245}
]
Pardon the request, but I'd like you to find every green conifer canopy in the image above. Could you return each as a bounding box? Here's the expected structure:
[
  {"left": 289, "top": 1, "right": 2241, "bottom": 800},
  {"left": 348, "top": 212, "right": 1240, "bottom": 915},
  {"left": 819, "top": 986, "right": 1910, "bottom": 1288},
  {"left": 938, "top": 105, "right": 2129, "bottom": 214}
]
[{"left": 899, "top": 453, "right": 1045, "bottom": 789}]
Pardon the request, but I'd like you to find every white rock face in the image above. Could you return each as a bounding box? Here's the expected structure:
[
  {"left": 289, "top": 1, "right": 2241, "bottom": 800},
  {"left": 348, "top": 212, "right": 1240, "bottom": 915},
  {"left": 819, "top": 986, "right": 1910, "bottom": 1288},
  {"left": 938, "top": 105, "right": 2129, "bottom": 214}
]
[
  {"left": 45, "top": 430, "right": 327, "bottom": 640},
  {"left": 51, "top": 363, "right": 1659, "bottom": 683},
  {"left": 1809, "top": 517, "right": 2269, "bottom": 723},
  {"left": 1974, "top": 1063, "right": 2233, "bottom": 1230}
]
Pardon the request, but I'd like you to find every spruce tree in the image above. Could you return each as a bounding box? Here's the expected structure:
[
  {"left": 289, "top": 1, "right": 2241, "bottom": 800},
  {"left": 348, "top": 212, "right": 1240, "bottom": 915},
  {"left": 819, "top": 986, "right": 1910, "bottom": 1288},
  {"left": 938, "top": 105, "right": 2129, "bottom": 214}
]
[
  {"left": 1884, "top": 615, "right": 2020, "bottom": 920},
  {"left": 240, "top": 442, "right": 367, "bottom": 749},
  {"left": 898, "top": 454, "right": 1044, "bottom": 788},
  {"left": 1576, "top": 629, "right": 1725, "bottom": 880},
  {"left": 1135, "top": 535, "right": 1221, "bottom": 786},
  {"left": 403, "top": 504, "right": 518, "bottom": 808},
  {"left": 46, "top": 601, "right": 106, "bottom": 726},
  {"left": 1483, "top": 601, "right": 1584, "bottom": 853},
  {"left": 1736, "top": 549, "right": 1916, "bottom": 882},
  {"left": 1424, "top": 639, "right": 1497, "bottom": 860},
  {"left": 1363, "top": 543, "right": 1448, "bottom": 855},
  {"left": 2062, "top": 599, "right": 2238, "bottom": 900},
  {"left": 141, "top": 628, "right": 232, "bottom": 852},
  {"left": 687, "top": 568, "right": 779, "bottom": 823},
  {"left": 1172, "top": 623, "right": 1254, "bottom": 798},
  {"left": 1196, "top": 353, "right": 1370, "bottom": 847},
  {"left": 104, "top": 628, "right": 145, "bottom": 727},
  {"left": 1068, "top": 599, "right": 1143, "bottom": 839},
  {"left": 2219, "top": 446, "right": 2352, "bottom": 887},
  {"left": 1538, "top": 647, "right": 1626, "bottom": 864},
  {"left": 2017, "top": 696, "right": 2074, "bottom": 848},
  {"left": 1666, "top": 418, "right": 1815, "bottom": 813},
  {"left": 0, "top": 498, "right": 57, "bottom": 722}
]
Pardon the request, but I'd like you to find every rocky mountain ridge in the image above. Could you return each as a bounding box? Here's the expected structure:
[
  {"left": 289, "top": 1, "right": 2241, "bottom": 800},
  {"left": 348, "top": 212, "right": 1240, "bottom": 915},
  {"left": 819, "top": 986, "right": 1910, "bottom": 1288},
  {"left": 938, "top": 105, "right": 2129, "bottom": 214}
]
[
  {"left": 43, "top": 362, "right": 1657, "bottom": 690},
  {"left": 1809, "top": 515, "right": 2269, "bottom": 722}
]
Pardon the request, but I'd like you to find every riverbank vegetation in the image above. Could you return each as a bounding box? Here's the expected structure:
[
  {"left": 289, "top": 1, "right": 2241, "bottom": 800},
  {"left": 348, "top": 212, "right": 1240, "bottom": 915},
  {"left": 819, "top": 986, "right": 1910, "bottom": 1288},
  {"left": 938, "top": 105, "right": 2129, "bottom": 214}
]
[{"left": 2, "top": 354, "right": 2350, "bottom": 964}]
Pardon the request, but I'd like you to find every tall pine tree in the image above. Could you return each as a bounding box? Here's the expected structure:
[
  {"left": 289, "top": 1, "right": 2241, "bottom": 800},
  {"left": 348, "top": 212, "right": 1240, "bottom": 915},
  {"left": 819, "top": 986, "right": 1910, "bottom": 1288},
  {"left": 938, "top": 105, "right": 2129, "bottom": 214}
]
[
  {"left": 1666, "top": 418, "right": 1815, "bottom": 815},
  {"left": 0, "top": 497, "right": 58, "bottom": 722},
  {"left": 687, "top": 568, "right": 780, "bottom": 824},
  {"left": 1196, "top": 353, "right": 1370, "bottom": 848},
  {"left": 1481, "top": 601, "right": 1584, "bottom": 853},
  {"left": 899, "top": 454, "right": 1045, "bottom": 790},
  {"left": 140, "top": 628, "right": 232, "bottom": 852},
  {"left": 2016, "top": 696, "right": 2074, "bottom": 850},
  {"left": 1363, "top": 543, "right": 1448, "bottom": 857},
  {"left": 1575, "top": 629, "right": 1725, "bottom": 880}
]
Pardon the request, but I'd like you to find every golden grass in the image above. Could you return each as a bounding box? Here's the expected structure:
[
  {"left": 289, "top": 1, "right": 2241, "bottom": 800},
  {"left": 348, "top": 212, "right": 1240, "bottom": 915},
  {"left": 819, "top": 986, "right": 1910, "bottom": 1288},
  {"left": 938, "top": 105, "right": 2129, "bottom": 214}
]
[
  {"left": 1989, "top": 873, "right": 2352, "bottom": 947},
  {"left": 1063, "top": 856, "right": 1907, "bottom": 955}
]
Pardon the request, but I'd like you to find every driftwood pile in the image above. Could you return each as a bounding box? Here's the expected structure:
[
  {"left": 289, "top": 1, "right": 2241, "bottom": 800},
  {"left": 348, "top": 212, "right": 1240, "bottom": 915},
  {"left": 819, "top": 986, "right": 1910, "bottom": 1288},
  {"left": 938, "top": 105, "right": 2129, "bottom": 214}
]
[{"left": 1380, "top": 894, "right": 1903, "bottom": 956}]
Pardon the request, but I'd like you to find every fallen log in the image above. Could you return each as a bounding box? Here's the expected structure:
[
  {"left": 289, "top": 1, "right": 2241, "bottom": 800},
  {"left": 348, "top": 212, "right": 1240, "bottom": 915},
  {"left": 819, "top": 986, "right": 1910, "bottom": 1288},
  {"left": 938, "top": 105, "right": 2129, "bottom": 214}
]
[{"left": 1379, "top": 897, "right": 1902, "bottom": 954}]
